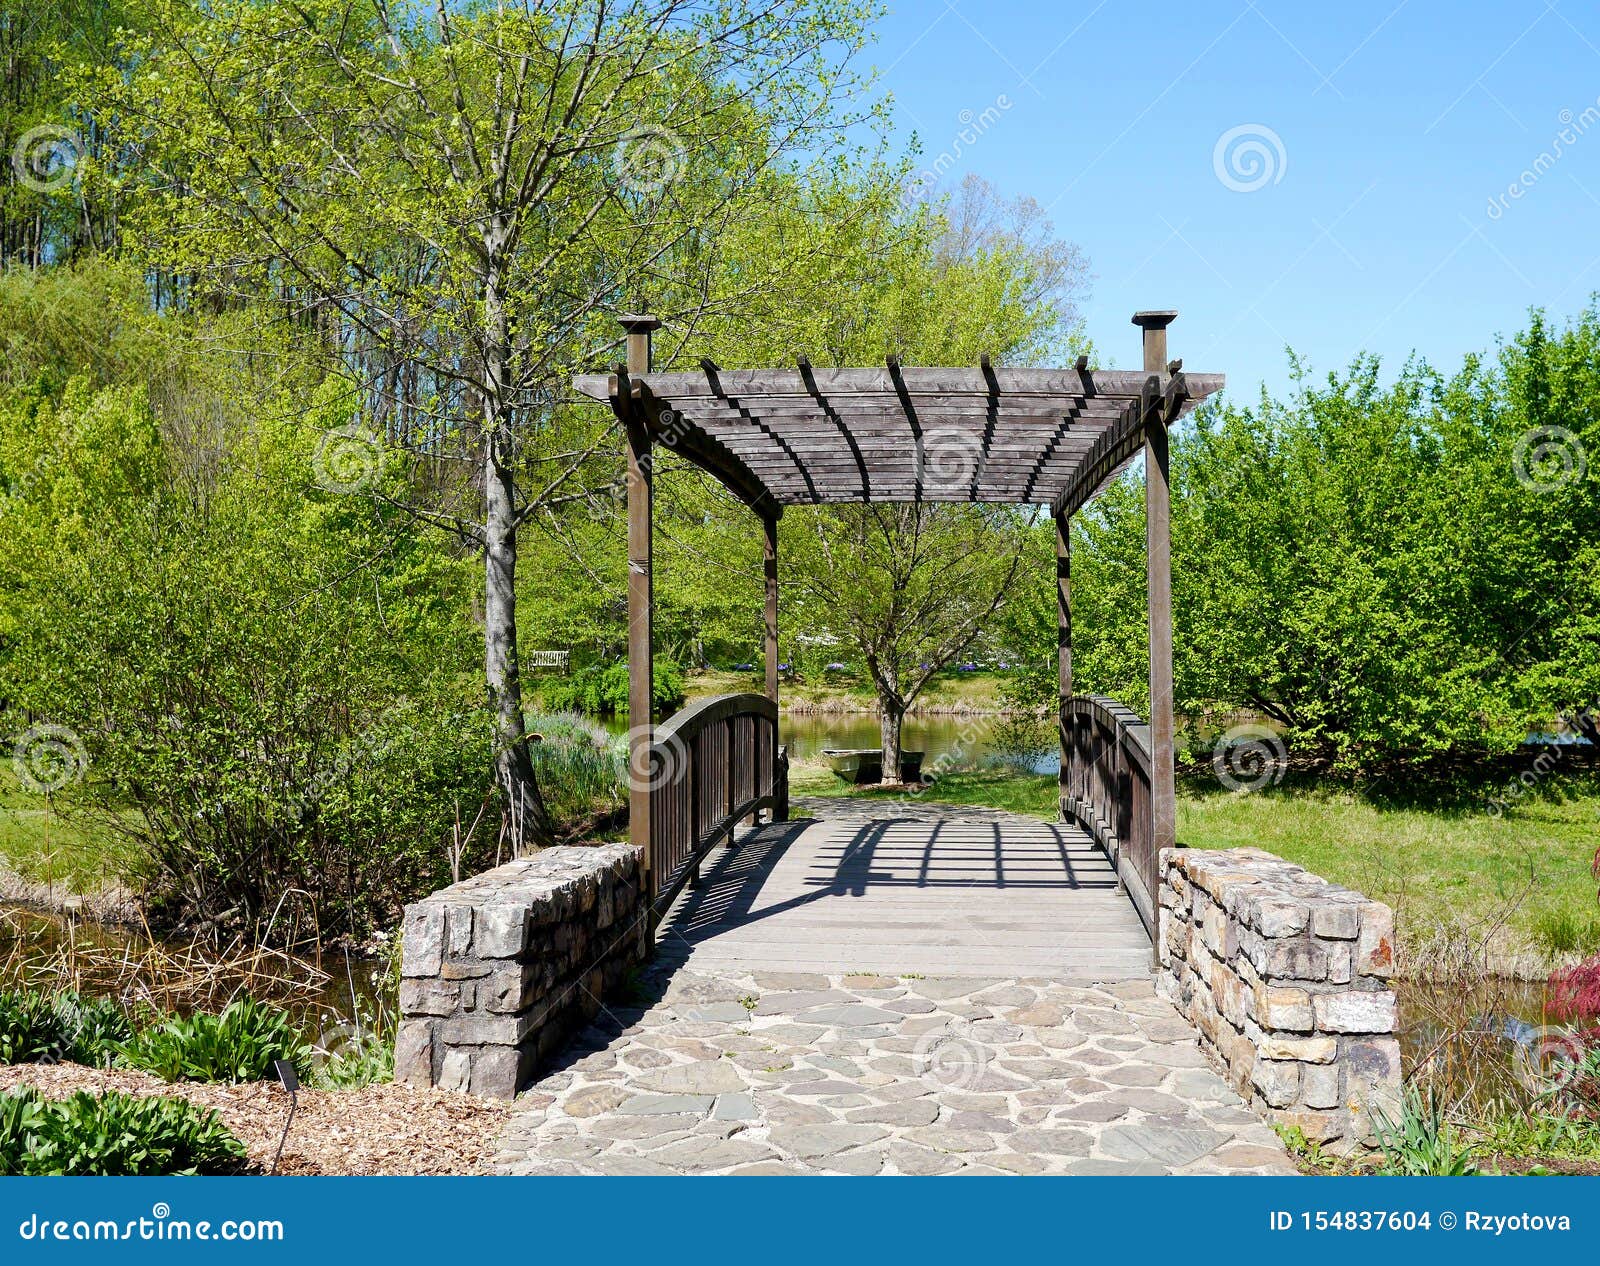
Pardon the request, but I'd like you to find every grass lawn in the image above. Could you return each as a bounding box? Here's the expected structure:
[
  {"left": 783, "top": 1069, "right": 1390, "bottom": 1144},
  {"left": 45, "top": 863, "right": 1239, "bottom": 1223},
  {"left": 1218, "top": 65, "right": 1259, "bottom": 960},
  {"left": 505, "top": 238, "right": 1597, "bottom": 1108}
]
[
  {"left": 0, "top": 768, "right": 144, "bottom": 898},
  {"left": 790, "top": 760, "right": 1600, "bottom": 965}
]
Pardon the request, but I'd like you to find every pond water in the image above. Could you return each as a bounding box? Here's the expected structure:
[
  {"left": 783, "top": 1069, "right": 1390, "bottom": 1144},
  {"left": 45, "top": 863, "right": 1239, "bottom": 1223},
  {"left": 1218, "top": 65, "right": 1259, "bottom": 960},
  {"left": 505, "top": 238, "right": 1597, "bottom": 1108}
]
[
  {"left": 0, "top": 903, "right": 384, "bottom": 1035},
  {"left": 780, "top": 712, "right": 1052, "bottom": 771}
]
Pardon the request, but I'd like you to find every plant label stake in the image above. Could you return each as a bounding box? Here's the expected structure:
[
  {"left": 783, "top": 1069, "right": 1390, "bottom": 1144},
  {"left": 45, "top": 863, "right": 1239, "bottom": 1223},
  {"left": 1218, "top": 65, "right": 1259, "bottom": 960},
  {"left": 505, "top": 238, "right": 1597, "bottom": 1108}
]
[{"left": 271, "top": 1059, "right": 298, "bottom": 1174}]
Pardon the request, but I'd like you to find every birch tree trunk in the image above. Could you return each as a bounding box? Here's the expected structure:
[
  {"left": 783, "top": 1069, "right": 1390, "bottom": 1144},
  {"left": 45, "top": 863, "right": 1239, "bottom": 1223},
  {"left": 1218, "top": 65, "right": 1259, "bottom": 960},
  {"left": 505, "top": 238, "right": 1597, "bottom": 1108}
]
[{"left": 482, "top": 247, "right": 553, "bottom": 851}]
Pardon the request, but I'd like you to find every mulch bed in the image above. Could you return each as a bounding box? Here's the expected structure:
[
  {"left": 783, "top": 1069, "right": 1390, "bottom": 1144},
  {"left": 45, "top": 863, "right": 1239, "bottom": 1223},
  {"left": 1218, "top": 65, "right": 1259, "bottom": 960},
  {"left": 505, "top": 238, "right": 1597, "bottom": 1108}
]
[{"left": 0, "top": 1064, "right": 513, "bottom": 1175}]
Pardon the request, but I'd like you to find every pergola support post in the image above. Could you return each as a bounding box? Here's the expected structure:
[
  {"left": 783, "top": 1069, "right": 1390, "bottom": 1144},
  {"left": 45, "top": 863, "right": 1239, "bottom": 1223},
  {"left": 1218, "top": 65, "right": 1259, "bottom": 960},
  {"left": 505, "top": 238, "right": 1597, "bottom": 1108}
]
[
  {"left": 621, "top": 314, "right": 661, "bottom": 896},
  {"left": 763, "top": 515, "right": 779, "bottom": 704},
  {"left": 1055, "top": 511, "right": 1072, "bottom": 823},
  {"left": 1135, "top": 311, "right": 1178, "bottom": 857}
]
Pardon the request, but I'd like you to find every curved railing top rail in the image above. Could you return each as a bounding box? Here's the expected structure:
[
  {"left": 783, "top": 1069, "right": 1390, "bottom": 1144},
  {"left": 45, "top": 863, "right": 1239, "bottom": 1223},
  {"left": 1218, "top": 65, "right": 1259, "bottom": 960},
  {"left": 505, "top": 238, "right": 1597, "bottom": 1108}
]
[
  {"left": 1066, "top": 694, "right": 1152, "bottom": 774},
  {"left": 654, "top": 691, "right": 777, "bottom": 742}
]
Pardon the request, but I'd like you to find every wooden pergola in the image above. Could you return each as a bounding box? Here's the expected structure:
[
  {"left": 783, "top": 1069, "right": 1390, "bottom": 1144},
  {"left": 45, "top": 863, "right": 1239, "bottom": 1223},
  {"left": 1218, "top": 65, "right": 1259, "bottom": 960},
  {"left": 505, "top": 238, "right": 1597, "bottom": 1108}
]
[{"left": 574, "top": 313, "right": 1223, "bottom": 930}]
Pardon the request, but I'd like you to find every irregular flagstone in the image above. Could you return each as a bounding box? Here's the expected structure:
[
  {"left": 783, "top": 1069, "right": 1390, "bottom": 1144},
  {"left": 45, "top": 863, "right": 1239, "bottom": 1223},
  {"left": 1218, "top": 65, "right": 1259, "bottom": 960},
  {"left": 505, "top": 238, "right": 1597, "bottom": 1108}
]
[
  {"left": 751, "top": 972, "right": 830, "bottom": 991},
  {"left": 823, "top": 1148, "right": 888, "bottom": 1175},
  {"left": 769, "top": 1123, "right": 889, "bottom": 1158},
  {"left": 563, "top": 1085, "right": 632, "bottom": 1117},
  {"left": 650, "top": 1137, "right": 778, "bottom": 1171},
  {"left": 616, "top": 1092, "right": 716, "bottom": 1115},
  {"left": 587, "top": 1114, "right": 703, "bottom": 1140},
  {"left": 1008, "top": 1127, "right": 1093, "bottom": 1156},
  {"left": 905, "top": 1127, "right": 1000, "bottom": 1153},
  {"left": 910, "top": 977, "right": 1000, "bottom": 1000},
  {"left": 494, "top": 963, "right": 1291, "bottom": 1177},
  {"left": 888, "top": 1142, "right": 966, "bottom": 1175},
  {"left": 1101, "top": 1063, "right": 1167, "bottom": 1087},
  {"left": 1098, "top": 1121, "right": 1228, "bottom": 1167},
  {"left": 633, "top": 1060, "right": 746, "bottom": 1095},
  {"left": 1054, "top": 1100, "right": 1129, "bottom": 1123},
  {"left": 757, "top": 1097, "right": 835, "bottom": 1126},
  {"left": 947, "top": 1110, "right": 1016, "bottom": 1134},
  {"left": 712, "top": 1093, "right": 759, "bottom": 1121},
  {"left": 752, "top": 990, "right": 856, "bottom": 1015},
  {"left": 845, "top": 1099, "right": 940, "bottom": 1127},
  {"left": 801, "top": 1003, "right": 902, "bottom": 1026},
  {"left": 1005, "top": 1003, "right": 1066, "bottom": 1027},
  {"left": 589, "top": 1154, "right": 679, "bottom": 1176}
]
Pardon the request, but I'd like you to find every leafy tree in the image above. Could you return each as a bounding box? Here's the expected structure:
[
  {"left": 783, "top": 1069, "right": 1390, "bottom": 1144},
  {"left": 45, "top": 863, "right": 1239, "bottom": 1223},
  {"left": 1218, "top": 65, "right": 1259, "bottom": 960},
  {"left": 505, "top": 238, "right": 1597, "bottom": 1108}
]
[
  {"left": 787, "top": 503, "right": 1028, "bottom": 781},
  {"left": 90, "top": 0, "right": 884, "bottom": 846},
  {"left": 1002, "top": 304, "right": 1600, "bottom": 770}
]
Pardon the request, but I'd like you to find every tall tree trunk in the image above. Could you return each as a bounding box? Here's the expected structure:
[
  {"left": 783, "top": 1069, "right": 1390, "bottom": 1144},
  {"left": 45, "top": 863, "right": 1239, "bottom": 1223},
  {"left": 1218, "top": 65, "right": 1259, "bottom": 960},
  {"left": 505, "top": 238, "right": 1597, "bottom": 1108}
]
[
  {"left": 482, "top": 249, "right": 553, "bottom": 853},
  {"left": 878, "top": 698, "right": 904, "bottom": 785}
]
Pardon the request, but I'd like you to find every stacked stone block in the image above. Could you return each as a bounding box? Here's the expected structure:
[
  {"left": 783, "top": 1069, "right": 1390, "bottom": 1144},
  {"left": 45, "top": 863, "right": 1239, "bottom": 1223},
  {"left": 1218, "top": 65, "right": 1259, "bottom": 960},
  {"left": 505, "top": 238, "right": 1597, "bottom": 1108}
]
[
  {"left": 394, "top": 844, "right": 647, "bottom": 1099},
  {"left": 1157, "top": 847, "right": 1400, "bottom": 1148}
]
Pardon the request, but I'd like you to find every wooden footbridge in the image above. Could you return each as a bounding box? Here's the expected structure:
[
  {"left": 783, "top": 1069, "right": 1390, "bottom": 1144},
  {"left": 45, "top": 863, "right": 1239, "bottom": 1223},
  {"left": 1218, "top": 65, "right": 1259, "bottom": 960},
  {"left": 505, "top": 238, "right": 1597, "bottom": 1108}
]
[{"left": 574, "top": 313, "right": 1222, "bottom": 970}]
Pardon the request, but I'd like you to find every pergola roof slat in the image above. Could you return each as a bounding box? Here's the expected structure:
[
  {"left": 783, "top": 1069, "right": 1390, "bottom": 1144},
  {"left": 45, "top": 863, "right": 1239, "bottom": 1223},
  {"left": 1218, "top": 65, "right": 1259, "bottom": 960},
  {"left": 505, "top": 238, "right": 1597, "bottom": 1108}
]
[{"left": 573, "top": 361, "right": 1222, "bottom": 509}]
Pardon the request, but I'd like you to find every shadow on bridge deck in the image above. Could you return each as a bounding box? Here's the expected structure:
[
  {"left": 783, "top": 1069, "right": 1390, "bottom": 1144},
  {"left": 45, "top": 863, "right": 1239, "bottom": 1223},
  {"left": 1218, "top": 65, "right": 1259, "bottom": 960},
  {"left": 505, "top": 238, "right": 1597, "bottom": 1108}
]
[{"left": 654, "top": 799, "right": 1153, "bottom": 981}]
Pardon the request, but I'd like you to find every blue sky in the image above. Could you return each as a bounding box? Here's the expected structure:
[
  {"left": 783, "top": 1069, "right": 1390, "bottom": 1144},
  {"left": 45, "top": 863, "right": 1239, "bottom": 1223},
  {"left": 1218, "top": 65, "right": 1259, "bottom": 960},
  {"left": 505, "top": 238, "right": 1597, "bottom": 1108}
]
[{"left": 870, "top": 1, "right": 1600, "bottom": 399}]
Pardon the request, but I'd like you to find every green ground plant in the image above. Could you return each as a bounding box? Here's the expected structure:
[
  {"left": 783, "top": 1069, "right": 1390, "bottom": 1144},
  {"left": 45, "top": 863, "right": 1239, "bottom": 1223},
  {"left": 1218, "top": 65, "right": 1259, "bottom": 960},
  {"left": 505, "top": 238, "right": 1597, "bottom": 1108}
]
[
  {"left": 115, "top": 997, "right": 312, "bottom": 1084},
  {"left": 1370, "top": 1086, "right": 1480, "bottom": 1176},
  {"left": 0, "top": 1087, "right": 247, "bottom": 1176},
  {"left": 0, "top": 989, "right": 131, "bottom": 1066}
]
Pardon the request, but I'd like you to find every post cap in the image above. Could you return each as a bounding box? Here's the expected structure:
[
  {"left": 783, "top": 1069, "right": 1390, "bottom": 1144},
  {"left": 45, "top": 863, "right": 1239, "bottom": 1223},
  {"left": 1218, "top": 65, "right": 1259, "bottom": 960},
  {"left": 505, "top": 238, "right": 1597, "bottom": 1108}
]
[
  {"left": 618, "top": 312, "right": 663, "bottom": 334},
  {"left": 1131, "top": 310, "right": 1178, "bottom": 330}
]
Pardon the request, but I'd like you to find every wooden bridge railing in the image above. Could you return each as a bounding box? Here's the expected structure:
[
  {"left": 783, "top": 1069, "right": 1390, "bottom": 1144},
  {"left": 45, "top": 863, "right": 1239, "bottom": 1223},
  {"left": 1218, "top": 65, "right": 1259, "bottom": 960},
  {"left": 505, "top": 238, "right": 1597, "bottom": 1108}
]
[
  {"left": 646, "top": 692, "right": 787, "bottom": 914},
  {"left": 1061, "top": 694, "right": 1157, "bottom": 937}
]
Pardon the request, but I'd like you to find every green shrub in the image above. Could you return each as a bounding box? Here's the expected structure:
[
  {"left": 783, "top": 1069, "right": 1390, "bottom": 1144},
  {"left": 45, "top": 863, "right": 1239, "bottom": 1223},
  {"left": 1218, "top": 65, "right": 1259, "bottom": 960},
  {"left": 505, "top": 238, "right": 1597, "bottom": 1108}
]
[
  {"left": 0, "top": 1087, "right": 247, "bottom": 1176},
  {"left": 0, "top": 989, "right": 132, "bottom": 1066},
  {"left": 117, "top": 997, "right": 311, "bottom": 1083},
  {"left": 544, "top": 660, "right": 684, "bottom": 717}
]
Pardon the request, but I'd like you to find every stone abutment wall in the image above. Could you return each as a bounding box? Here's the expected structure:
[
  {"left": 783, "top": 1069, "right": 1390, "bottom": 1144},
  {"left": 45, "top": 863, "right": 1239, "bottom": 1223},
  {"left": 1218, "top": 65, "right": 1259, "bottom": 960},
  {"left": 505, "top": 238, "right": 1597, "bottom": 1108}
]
[
  {"left": 1157, "top": 847, "right": 1401, "bottom": 1149},
  {"left": 394, "top": 844, "right": 647, "bottom": 1099}
]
